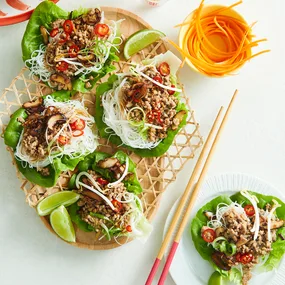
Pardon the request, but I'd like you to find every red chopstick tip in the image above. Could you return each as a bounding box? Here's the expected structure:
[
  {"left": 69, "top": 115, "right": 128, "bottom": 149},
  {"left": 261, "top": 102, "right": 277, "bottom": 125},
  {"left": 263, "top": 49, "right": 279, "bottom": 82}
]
[
  {"left": 158, "top": 242, "right": 179, "bottom": 285},
  {"left": 145, "top": 258, "right": 161, "bottom": 285}
]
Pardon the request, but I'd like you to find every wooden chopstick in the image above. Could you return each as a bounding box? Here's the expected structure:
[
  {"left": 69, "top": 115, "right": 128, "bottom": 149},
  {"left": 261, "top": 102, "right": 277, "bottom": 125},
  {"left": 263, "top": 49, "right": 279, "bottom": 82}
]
[
  {"left": 145, "top": 102, "right": 226, "bottom": 284},
  {"left": 157, "top": 90, "right": 238, "bottom": 284}
]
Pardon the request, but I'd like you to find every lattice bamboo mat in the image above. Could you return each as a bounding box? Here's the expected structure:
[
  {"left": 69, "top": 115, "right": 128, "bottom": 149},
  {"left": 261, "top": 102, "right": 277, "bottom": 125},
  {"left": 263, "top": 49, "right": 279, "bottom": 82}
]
[{"left": 0, "top": 7, "right": 203, "bottom": 249}]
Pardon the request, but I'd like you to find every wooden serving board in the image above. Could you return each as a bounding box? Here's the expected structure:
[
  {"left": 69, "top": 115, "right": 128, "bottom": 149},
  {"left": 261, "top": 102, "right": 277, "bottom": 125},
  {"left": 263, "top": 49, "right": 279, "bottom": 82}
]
[{"left": 0, "top": 7, "right": 202, "bottom": 250}]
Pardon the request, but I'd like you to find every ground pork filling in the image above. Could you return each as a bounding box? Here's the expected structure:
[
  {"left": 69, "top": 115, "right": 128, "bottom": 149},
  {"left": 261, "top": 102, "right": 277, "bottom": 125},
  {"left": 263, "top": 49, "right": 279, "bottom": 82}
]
[
  {"left": 42, "top": 8, "right": 107, "bottom": 90},
  {"left": 18, "top": 97, "right": 91, "bottom": 172},
  {"left": 21, "top": 104, "right": 71, "bottom": 169},
  {"left": 203, "top": 204, "right": 285, "bottom": 285},
  {"left": 76, "top": 166, "right": 133, "bottom": 237},
  {"left": 121, "top": 66, "right": 184, "bottom": 143}
]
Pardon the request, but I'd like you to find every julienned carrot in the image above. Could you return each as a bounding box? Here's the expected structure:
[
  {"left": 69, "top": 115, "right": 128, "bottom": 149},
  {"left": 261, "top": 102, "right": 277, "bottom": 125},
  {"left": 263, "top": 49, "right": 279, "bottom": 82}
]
[{"left": 172, "top": 0, "right": 270, "bottom": 77}]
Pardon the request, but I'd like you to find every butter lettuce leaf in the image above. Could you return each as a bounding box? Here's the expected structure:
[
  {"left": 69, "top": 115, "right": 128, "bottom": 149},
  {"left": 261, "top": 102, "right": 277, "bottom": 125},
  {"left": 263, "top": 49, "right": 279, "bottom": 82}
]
[{"left": 22, "top": 1, "right": 118, "bottom": 93}]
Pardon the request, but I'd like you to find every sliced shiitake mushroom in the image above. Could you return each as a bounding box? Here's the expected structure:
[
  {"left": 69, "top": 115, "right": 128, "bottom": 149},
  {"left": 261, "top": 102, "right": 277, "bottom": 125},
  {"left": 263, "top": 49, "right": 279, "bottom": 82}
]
[
  {"left": 77, "top": 54, "right": 95, "bottom": 62},
  {"left": 172, "top": 110, "right": 187, "bottom": 130},
  {"left": 50, "top": 73, "right": 72, "bottom": 91},
  {"left": 82, "top": 190, "right": 103, "bottom": 201},
  {"left": 111, "top": 162, "right": 125, "bottom": 179},
  {"left": 98, "top": 157, "right": 118, "bottom": 169},
  {"left": 47, "top": 114, "right": 66, "bottom": 130},
  {"left": 82, "top": 8, "right": 101, "bottom": 24},
  {"left": 40, "top": 26, "right": 49, "bottom": 45},
  {"left": 45, "top": 106, "right": 59, "bottom": 117},
  {"left": 211, "top": 251, "right": 231, "bottom": 271},
  {"left": 23, "top": 97, "right": 44, "bottom": 113},
  {"left": 127, "top": 82, "right": 148, "bottom": 101},
  {"left": 23, "top": 97, "right": 43, "bottom": 109}
]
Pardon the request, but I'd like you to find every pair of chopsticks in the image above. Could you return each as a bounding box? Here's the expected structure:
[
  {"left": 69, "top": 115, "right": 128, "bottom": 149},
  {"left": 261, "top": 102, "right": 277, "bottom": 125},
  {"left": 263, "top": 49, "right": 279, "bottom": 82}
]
[{"left": 145, "top": 90, "right": 238, "bottom": 285}]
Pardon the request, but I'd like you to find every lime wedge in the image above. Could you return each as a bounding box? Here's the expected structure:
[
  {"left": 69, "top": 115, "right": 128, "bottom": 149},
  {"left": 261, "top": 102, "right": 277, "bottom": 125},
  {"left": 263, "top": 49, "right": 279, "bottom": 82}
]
[
  {"left": 124, "top": 29, "right": 166, "bottom": 59},
  {"left": 50, "top": 205, "right": 76, "bottom": 243},
  {"left": 37, "top": 191, "right": 80, "bottom": 216},
  {"left": 208, "top": 271, "right": 223, "bottom": 285}
]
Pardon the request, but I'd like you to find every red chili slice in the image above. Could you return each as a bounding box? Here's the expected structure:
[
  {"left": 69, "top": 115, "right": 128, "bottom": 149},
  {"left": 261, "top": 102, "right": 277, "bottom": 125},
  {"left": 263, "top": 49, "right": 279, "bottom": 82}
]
[
  {"left": 111, "top": 199, "right": 123, "bottom": 212},
  {"left": 148, "top": 109, "right": 163, "bottom": 124},
  {"left": 68, "top": 44, "right": 80, "bottom": 58},
  {"left": 126, "top": 225, "right": 132, "bottom": 232},
  {"left": 168, "top": 85, "right": 176, "bottom": 95},
  {"left": 94, "top": 23, "right": 110, "bottom": 37},
  {"left": 201, "top": 228, "right": 216, "bottom": 243},
  {"left": 70, "top": 118, "right": 85, "bottom": 131},
  {"left": 244, "top": 205, "right": 255, "bottom": 216},
  {"left": 235, "top": 253, "right": 242, "bottom": 263},
  {"left": 240, "top": 253, "right": 253, "bottom": 264},
  {"left": 72, "top": 130, "right": 84, "bottom": 137},
  {"left": 56, "top": 61, "right": 69, "bottom": 72},
  {"left": 50, "top": 28, "right": 59, "bottom": 38},
  {"left": 63, "top": 20, "right": 74, "bottom": 34},
  {"left": 153, "top": 75, "right": 163, "bottom": 84},
  {"left": 58, "top": 135, "right": 69, "bottom": 145},
  {"left": 96, "top": 177, "right": 109, "bottom": 186},
  {"left": 158, "top": 62, "right": 170, "bottom": 76},
  {"left": 58, "top": 33, "right": 70, "bottom": 44}
]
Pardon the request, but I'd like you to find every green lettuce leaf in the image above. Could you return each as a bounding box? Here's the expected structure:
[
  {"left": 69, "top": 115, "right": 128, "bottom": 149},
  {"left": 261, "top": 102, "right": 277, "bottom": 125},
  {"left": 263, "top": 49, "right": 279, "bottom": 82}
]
[
  {"left": 22, "top": 1, "right": 118, "bottom": 93},
  {"left": 95, "top": 75, "right": 188, "bottom": 157},
  {"left": 191, "top": 191, "right": 285, "bottom": 282},
  {"left": 3, "top": 90, "right": 91, "bottom": 188}
]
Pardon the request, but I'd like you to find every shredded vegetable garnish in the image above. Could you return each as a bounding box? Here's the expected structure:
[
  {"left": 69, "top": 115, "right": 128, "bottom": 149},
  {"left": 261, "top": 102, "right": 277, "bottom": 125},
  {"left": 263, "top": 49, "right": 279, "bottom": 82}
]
[
  {"left": 267, "top": 199, "right": 281, "bottom": 242},
  {"left": 77, "top": 181, "right": 116, "bottom": 211},
  {"left": 75, "top": 172, "right": 104, "bottom": 193},
  {"left": 102, "top": 78, "right": 161, "bottom": 149},
  {"left": 131, "top": 66, "right": 182, "bottom": 92},
  {"left": 100, "top": 222, "right": 111, "bottom": 241},
  {"left": 15, "top": 96, "right": 97, "bottom": 169},
  {"left": 171, "top": 0, "right": 270, "bottom": 76},
  {"left": 107, "top": 157, "right": 129, "bottom": 188},
  {"left": 241, "top": 190, "right": 260, "bottom": 240},
  {"left": 127, "top": 107, "right": 145, "bottom": 126}
]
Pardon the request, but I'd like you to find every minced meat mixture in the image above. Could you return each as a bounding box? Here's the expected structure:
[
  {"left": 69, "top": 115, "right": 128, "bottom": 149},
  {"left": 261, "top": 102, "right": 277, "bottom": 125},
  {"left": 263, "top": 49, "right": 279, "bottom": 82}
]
[
  {"left": 76, "top": 164, "right": 132, "bottom": 234},
  {"left": 41, "top": 8, "right": 103, "bottom": 90},
  {"left": 122, "top": 66, "right": 186, "bottom": 142},
  {"left": 20, "top": 98, "right": 72, "bottom": 168}
]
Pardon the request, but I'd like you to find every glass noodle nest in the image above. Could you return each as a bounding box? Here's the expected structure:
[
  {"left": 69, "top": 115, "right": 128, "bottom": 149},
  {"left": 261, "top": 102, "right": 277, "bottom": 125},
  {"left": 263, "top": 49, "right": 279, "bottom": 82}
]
[{"left": 170, "top": 0, "right": 270, "bottom": 77}]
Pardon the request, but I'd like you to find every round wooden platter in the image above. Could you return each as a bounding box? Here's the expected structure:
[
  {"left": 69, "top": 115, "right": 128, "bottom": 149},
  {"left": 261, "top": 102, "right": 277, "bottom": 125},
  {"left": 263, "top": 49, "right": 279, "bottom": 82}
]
[
  {"left": 40, "top": 7, "right": 167, "bottom": 250},
  {"left": 0, "top": 7, "right": 202, "bottom": 250}
]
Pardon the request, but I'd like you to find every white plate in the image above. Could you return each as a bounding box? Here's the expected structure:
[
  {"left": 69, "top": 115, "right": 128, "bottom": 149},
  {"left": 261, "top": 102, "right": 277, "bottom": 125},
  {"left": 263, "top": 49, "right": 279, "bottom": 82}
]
[{"left": 164, "top": 173, "right": 285, "bottom": 285}]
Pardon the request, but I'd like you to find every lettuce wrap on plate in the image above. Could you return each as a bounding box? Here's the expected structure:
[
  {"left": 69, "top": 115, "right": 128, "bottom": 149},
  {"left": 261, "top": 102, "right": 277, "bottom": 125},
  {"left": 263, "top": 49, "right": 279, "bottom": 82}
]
[
  {"left": 22, "top": 1, "right": 122, "bottom": 92},
  {"left": 4, "top": 91, "right": 98, "bottom": 187},
  {"left": 95, "top": 51, "right": 188, "bottom": 157},
  {"left": 67, "top": 150, "right": 153, "bottom": 244},
  {"left": 191, "top": 190, "right": 285, "bottom": 285}
]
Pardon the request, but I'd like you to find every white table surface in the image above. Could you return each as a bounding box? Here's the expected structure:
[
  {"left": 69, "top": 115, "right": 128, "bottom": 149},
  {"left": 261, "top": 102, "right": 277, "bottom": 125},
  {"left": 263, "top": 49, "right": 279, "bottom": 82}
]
[{"left": 0, "top": 0, "right": 284, "bottom": 284}]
